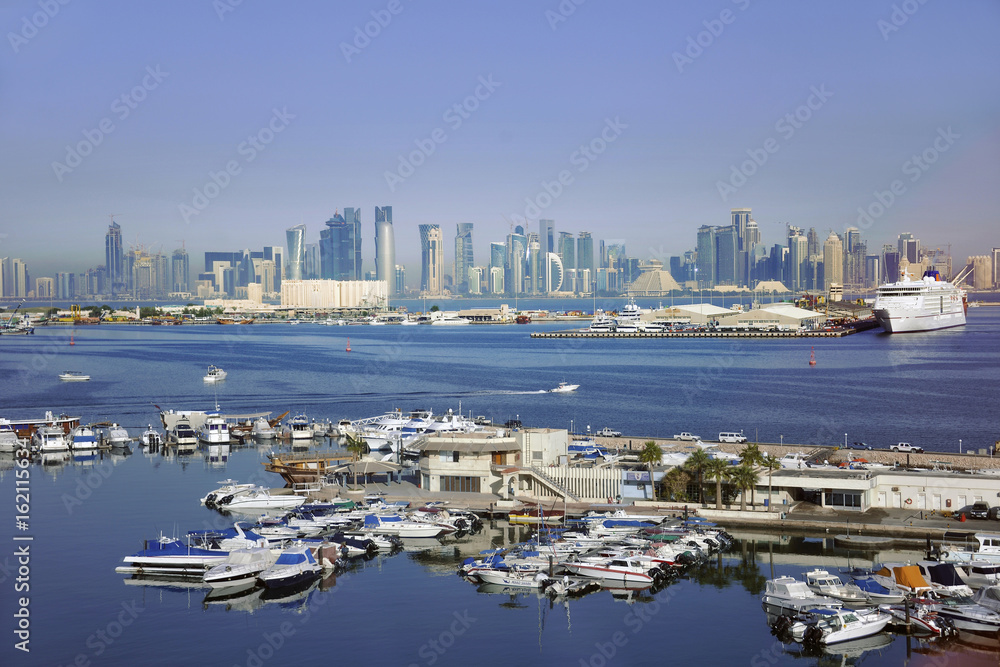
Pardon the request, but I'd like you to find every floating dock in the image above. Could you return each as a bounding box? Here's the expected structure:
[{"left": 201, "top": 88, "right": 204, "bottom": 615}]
[{"left": 531, "top": 327, "right": 868, "bottom": 339}]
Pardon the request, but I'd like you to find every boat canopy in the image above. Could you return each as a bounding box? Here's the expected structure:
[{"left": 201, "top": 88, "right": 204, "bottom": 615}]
[
  {"left": 881, "top": 565, "right": 931, "bottom": 590},
  {"left": 927, "top": 563, "right": 965, "bottom": 587},
  {"left": 852, "top": 577, "right": 892, "bottom": 595},
  {"left": 275, "top": 550, "right": 315, "bottom": 565}
]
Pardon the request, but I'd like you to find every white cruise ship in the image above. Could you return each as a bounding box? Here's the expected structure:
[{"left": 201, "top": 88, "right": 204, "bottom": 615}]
[{"left": 873, "top": 269, "right": 966, "bottom": 333}]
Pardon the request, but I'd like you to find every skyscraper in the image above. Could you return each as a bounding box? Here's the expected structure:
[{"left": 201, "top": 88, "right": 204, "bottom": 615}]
[
  {"left": 898, "top": 232, "right": 920, "bottom": 264},
  {"left": 11, "top": 258, "right": 28, "bottom": 297},
  {"left": 454, "top": 223, "right": 474, "bottom": 294},
  {"left": 527, "top": 234, "right": 542, "bottom": 294},
  {"left": 823, "top": 232, "right": 844, "bottom": 291},
  {"left": 285, "top": 224, "right": 306, "bottom": 281},
  {"left": 546, "top": 252, "right": 564, "bottom": 292},
  {"left": 490, "top": 242, "right": 506, "bottom": 270},
  {"left": 375, "top": 206, "right": 395, "bottom": 296},
  {"left": 731, "top": 208, "right": 751, "bottom": 250},
  {"left": 395, "top": 265, "right": 406, "bottom": 295},
  {"left": 787, "top": 230, "right": 807, "bottom": 292},
  {"left": 319, "top": 209, "right": 363, "bottom": 281},
  {"left": 419, "top": 224, "right": 443, "bottom": 295},
  {"left": 992, "top": 247, "right": 1000, "bottom": 287},
  {"left": 806, "top": 227, "right": 819, "bottom": 257},
  {"left": 557, "top": 231, "right": 575, "bottom": 271},
  {"left": 696, "top": 226, "right": 716, "bottom": 287},
  {"left": 105, "top": 219, "right": 124, "bottom": 296},
  {"left": 576, "top": 232, "right": 594, "bottom": 289},
  {"left": 715, "top": 225, "right": 738, "bottom": 285},
  {"left": 506, "top": 231, "right": 527, "bottom": 296},
  {"left": 539, "top": 219, "right": 555, "bottom": 254},
  {"left": 171, "top": 248, "right": 190, "bottom": 293}
]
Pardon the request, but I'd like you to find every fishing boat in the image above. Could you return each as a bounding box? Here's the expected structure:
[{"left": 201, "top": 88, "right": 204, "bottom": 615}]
[
  {"left": 203, "top": 365, "right": 227, "bottom": 382},
  {"left": 58, "top": 371, "right": 90, "bottom": 381},
  {"left": 258, "top": 545, "right": 321, "bottom": 588}
]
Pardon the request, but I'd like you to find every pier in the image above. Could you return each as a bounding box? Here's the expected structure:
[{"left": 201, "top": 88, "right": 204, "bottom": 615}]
[{"left": 531, "top": 326, "right": 871, "bottom": 339}]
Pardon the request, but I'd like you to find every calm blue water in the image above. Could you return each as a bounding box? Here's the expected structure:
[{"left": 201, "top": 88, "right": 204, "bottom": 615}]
[{"left": 1, "top": 310, "right": 999, "bottom": 666}]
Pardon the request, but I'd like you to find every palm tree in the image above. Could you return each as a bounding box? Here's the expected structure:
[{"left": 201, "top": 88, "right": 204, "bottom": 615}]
[
  {"left": 762, "top": 454, "right": 781, "bottom": 512},
  {"left": 739, "top": 443, "right": 765, "bottom": 508},
  {"left": 638, "top": 441, "right": 663, "bottom": 501},
  {"left": 730, "top": 464, "right": 759, "bottom": 512},
  {"left": 684, "top": 448, "right": 712, "bottom": 506},
  {"left": 705, "top": 459, "right": 731, "bottom": 510}
]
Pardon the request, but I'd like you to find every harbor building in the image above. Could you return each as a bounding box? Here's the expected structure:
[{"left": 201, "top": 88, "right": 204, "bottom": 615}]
[{"left": 280, "top": 279, "right": 388, "bottom": 309}]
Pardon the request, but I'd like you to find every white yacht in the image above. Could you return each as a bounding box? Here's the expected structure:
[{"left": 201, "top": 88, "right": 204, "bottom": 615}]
[
  {"left": 168, "top": 420, "right": 199, "bottom": 448},
  {"left": 58, "top": 371, "right": 90, "bottom": 381},
  {"left": 30, "top": 425, "right": 69, "bottom": 453},
  {"left": 104, "top": 423, "right": 131, "bottom": 447},
  {"left": 761, "top": 576, "right": 843, "bottom": 617},
  {"left": 779, "top": 452, "right": 812, "bottom": 470},
  {"left": 250, "top": 417, "right": 276, "bottom": 439},
  {"left": 203, "top": 365, "right": 227, "bottom": 382},
  {"left": 873, "top": 268, "right": 967, "bottom": 333},
  {"left": 430, "top": 314, "right": 470, "bottom": 325},
  {"left": 68, "top": 425, "right": 100, "bottom": 450},
  {"left": 0, "top": 419, "right": 24, "bottom": 453},
  {"left": 198, "top": 415, "right": 231, "bottom": 444},
  {"left": 282, "top": 414, "right": 314, "bottom": 441},
  {"left": 585, "top": 310, "right": 617, "bottom": 332},
  {"left": 616, "top": 297, "right": 643, "bottom": 326}
]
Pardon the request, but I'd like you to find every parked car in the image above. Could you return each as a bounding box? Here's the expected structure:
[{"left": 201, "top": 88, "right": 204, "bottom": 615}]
[
  {"left": 674, "top": 432, "right": 700, "bottom": 441},
  {"left": 847, "top": 442, "right": 872, "bottom": 450},
  {"left": 968, "top": 502, "right": 992, "bottom": 520},
  {"left": 598, "top": 427, "right": 622, "bottom": 437},
  {"left": 890, "top": 443, "right": 924, "bottom": 453}
]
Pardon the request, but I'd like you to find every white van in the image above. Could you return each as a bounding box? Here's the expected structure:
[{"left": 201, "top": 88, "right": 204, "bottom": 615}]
[{"left": 718, "top": 432, "right": 747, "bottom": 444}]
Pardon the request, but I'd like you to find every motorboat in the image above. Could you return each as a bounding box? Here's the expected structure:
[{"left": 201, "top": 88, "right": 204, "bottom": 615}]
[
  {"left": 953, "top": 561, "right": 1000, "bottom": 589},
  {"left": 429, "top": 314, "right": 470, "bottom": 325},
  {"left": 936, "top": 533, "right": 1000, "bottom": 564},
  {"left": 203, "top": 365, "right": 227, "bottom": 382},
  {"left": 68, "top": 425, "right": 100, "bottom": 450},
  {"left": 168, "top": 420, "right": 199, "bottom": 452},
  {"left": 779, "top": 452, "right": 811, "bottom": 470},
  {"left": 878, "top": 599, "right": 957, "bottom": 636},
  {"left": 200, "top": 479, "right": 257, "bottom": 506},
  {"left": 560, "top": 555, "right": 659, "bottom": 585},
  {"left": 848, "top": 573, "right": 907, "bottom": 604},
  {"left": 250, "top": 418, "right": 276, "bottom": 439},
  {"left": 30, "top": 424, "right": 69, "bottom": 453},
  {"left": 761, "top": 576, "right": 843, "bottom": 618},
  {"left": 0, "top": 419, "right": 23, "bottom": 453},
  {"left": 549, "top": 382, "right": 579, "bottom": 393},
  {"left": 788, "top": 608, "right": 891, "bottom": 645},
  {"left": 139, "top": 425, "right": 163, "bottom": 448},
  {"left": 203, "top": 547, "right": 277, "bottom": 590},
  {"left": 585, "top": 310, "right": 617, "bottom": 332},
  {"left": 116, "top": 536, "right": 230, "bottom": 575},
  {"left": 198, "top": 415, "right": 231, "bottom": 444},
  {"left": 930, "top": 598, "right": 1000, "bottom": 633},
  {"left": 362, "top": 513, "right": 448, "bottom": 538},
  {"left": 104, "top": 423, "right": 131, "bottom": 447},
  {"left": 215, "top": 486, "right": 307, "bottom": 511},
  {"left": 476, "top": 568, "right": 550, "bottom": 588},
  {"left": 258, "top": 545, "right": 321, "bottom": 588},
  {"left": 282, "top": 414, "right": 314, "bottom": 441},
  {"left": 917, "top": 561, "right": 973, "bottom": 598},
  {"left": 58, "top": 371, "right": 90, "bottom": 381},
  {"left": 804, "top": 569, "right": 871, "bottom": 606}
]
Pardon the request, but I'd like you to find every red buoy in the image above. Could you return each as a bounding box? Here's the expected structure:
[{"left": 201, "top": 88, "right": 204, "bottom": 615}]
[
  {"left": 809, "top": 346, "right": 816, "bottom": 366},
  {"left": 70, "top": 335, "right": 75, "bottom": 346},
  {"left": 346, "top": 337, "right": 351, "bottom": 353}
]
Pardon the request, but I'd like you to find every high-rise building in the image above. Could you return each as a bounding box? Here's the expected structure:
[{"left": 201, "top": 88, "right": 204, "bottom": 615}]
[
  {"left": 0, "top": 257, "right": 8, "bottom": 296},
  {"left": 731, "top": 208, "right": 751, "bottom": 250},
  {"left": 576, "top": 232, "right": 594, "bottom": 285},
  {"left": 489, "top": 266, "right": 504, "bottom": 295},
  {"left": 881, "top": 245, "right": 900, "bottom": 284},
  {"left": 395, "top": 265, "right": 406, "bottom": 295},
  {"left": 11, "top": 258, "right": 28, "bottom": 297},
  {"left": 105, "top": 219, "right": 124, "bottom": 296},
  {"left": 467, "top": 267, "right": 483, "bottom": 295},
  {"left": 993, "top": 247, "right": 1000, "bottom": 287},
  {"left": 557, "top": 231, "right": 575, "bottom": 271},
  {"left": 865, "top": 254, "right": 880, "bottom": 288},
  {"left": 419, "top": 224, "right": 443, "bottom": 295},
  {"left": 787, "top": 230, "right": 807, "bottom": 292},
  {"left": 969, "top": 255, "right": 991, "bottom": 289},
  {"left": 490, "top": 242, "right": 506, "bottom": 270},
  {"left": 806, "top": 227, "right": 819, "bottom": 258},
  {"left": 35, "top": 277, "right": 53, "bottom": 298},
  {"left": 285, "top": 225, "right": 306, "bottom": 281},
  {"left": 56, "top": 272, "right": 74, "bottom": 299},
  {"left": 374, "top": 206, "right": 395, "bottom": 296},
  {"left": 823, "top": 232, "right": 844, "bottom": 291},
  {"left": 696, "top": 226, "right": 716, "bottom": 288},
  {"left": 506, "top": 231, "right": 527, "bottom": 296},
  {"left": 546, "top": 252, "right": 564, "bottom": 292},
  {"left": 527, "top": 234, "right": 542, "bottom": 294},
  {"left": 539, "top": 219, "right": 555, "bottom": 255},
  {"left": 171, "top": 248, "right": 190, "bottom": 293},
  {"left": 714, "top": 225, "right": 738, "bottom": 285},
  {"left": 898, "top": 232, "right": 920, "bottom": 264},
  {"left": 454, "top": 223, "right": 474, "bottom": 294},
  {"left": 320, "top": 213, "right": 351, "bottom": 280}
]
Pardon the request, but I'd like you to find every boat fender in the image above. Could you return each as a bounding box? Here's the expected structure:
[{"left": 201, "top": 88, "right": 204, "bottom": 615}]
[{"left": 905, "top": 498, "right": 913, "bottom": 505}]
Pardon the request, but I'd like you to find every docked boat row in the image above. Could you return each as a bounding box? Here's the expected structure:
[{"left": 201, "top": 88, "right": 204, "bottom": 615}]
[
  {"left": 459, "top": 512, "right": 734, "bottom": 598},
  {"left": 347, "top": 407, "right": 502, "bottom": 457},
  {"left": 2, "top": 420, "right": 138, "bottom": 455}
]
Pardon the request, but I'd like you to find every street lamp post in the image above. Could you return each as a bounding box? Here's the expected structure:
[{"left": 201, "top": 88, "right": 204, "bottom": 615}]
[
  {"left": 960, "top": 439, "right": 962, "bottom": 454},
  {"left": 845, "top": 433, "right": 848, "bottom": 448},
  {"left": 780, "top": 434, "right": 783, "bottom": 446}
]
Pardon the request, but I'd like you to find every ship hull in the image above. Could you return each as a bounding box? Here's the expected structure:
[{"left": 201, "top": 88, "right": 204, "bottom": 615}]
[{"left": 873, "top": 309, "right": 966, "bottom": 333}]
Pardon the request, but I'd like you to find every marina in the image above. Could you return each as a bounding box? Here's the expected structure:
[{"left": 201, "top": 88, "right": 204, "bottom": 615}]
[{"left": 0, "top": 313, "right": 998, "bottom": 666}]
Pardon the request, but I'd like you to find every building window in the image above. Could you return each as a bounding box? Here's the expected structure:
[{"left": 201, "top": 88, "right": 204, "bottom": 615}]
[
  {"left": 453, "top": 451, "right": 460, "bottom": 463},
  {"left": 440, "top": 476, "right": 481, "bottom": 493},
  {"left": 824, "top": 491, "right": 862, "bottom": 509}
]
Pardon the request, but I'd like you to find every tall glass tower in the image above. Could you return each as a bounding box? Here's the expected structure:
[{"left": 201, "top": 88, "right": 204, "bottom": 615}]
[
  {"left": 285, "top": 224, "right": 306, "bottom": 281},
  {"left": 419, "top": 224, "right": 443, "bottom": 294},
  {"left": 105, "top": 219, "right": 124, "bottom": 296},
  {"left": 375, "top": 206, "right": 395, "bottom": 295},
  {"left": 454, "top": 223, "right": 474, "bottom": 293}
]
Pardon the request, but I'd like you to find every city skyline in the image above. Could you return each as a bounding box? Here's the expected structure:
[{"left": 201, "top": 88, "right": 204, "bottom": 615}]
[{"left": 2, "top": 3, "right": 998, "bottom": 282}]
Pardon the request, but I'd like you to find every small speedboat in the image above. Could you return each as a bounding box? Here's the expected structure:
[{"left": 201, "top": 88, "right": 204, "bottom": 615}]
[
  {"left": 68, "top": 425, "right": 100, "bottom": 450},
  {"left": 30, "top": 425, "right": 69, "bottom": 453},
  {"left": 549, "top": 382, "right": 579, "bottom": 393},
  {"left": 116, "top": 536, "right": 230, "bottom": 575},
  {"left": 476, "top": 568, "right": 551, "bottom": 588},
  {"left": 0, "top": 419, "right": 23, "bottom": 453},
  {"left": 804, "top": 569, "right": 871, "bottom": 606},
  {"left": 203, "top": 547, "right": 277, "bottom": 590},
  {"left": 59, "top": 371, "right": 90, "bottom": 381},
  {"left": 104, "top": 423, "right": 131, "bottom": 447},
  {"left": 762, "top": 576, "right": 843, "bottom": 618},
  {"left": 258, "top": 545, "right": 321, "bottom": 588},
  {"left": 250, "top": 418, "right": 276, "bottom": 439},
  {"left": 788, "top": 608, "right": 891, "bottom": 645},
  {"left": 203, "top": 365, "right": 227, "bottom": 382},
  {"left": 215, "top": 486, "right": 307, "bottom": 511},
  {"left": 201, "top": 480, "right": 256, "bottom": 506},
  {"left": 139, "top": 425, "right": 163, "bottom": 447}
]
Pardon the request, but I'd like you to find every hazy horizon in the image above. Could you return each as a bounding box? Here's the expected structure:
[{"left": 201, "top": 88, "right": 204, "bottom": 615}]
[{"left": 2, "top": 1, "right": 998, "bottom": 283}]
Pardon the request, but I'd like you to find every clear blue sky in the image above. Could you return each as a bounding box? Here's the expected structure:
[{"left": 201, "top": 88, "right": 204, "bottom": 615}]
[{"left": 2, "top": 0, "right": 998, "bottom": 282}]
